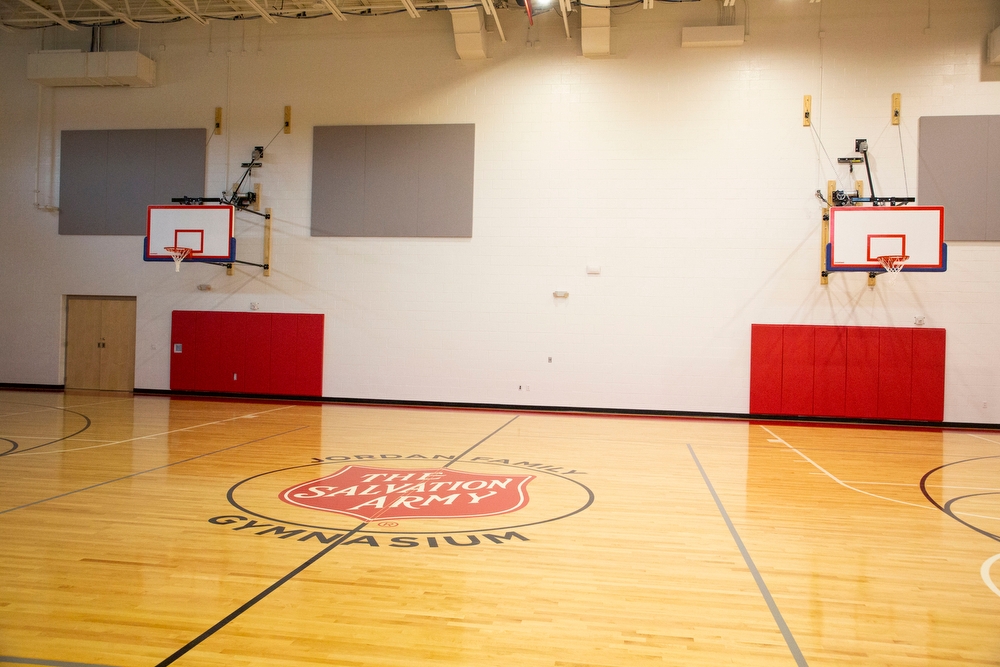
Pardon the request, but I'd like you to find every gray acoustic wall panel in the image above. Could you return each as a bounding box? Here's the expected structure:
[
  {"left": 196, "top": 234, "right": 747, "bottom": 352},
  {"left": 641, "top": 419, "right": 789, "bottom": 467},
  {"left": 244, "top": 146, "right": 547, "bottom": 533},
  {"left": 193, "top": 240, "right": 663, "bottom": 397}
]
[
  {"left": 415, "top": 124, "right": 476, "bottom": 237},
  {"left": 988, "top": 117, "right": 1000, "bottom": 241},
  {"left": 58, "top": 130, "right": 109, "bottom": 235},
  {"left": 312, "top": 126, "right": 367, "bottom": 236},
  {"left": 311, "top": 124, "right": 475, "bottom": 237},
  {"left": 105, "top": 130, "right": 156, "bottom": 233},
  {"left": 59, "top": 128, "right": 206, "bottom": 235},
  {"left": 364, "top": 125, "right": 421, "bottom": 237},
  {"left": 918, "top": 115, "right": 1000, "bottom": 241}
]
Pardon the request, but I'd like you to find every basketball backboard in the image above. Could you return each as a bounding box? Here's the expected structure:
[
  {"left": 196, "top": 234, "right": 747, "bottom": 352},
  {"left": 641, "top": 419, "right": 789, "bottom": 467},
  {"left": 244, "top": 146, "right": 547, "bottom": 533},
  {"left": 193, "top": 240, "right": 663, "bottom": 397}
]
[
  {"left": 144, "top": 205, "right": 236, "bottom": 263},
  {"left": 827, "top": 206, "right": 946, "bottom": 272}
]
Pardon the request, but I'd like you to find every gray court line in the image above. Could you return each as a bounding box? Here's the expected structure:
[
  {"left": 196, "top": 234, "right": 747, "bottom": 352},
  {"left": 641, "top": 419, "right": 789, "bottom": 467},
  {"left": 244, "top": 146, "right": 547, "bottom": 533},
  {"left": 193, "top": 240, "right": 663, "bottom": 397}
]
[
  {"left": 687, "top": 443, "right": 809, "bottom": 667},
  {"left": 154, "top": 521, "right": 369, "bottom": 666},
  {"left": 0, "top": 426, "right": 309, "bottom": 515},
  {"left": 442, "top": 414, "right": 519, "bottom": 468},
  {"left": 0, "top": 656, "right": 120, "bottom": 667}
]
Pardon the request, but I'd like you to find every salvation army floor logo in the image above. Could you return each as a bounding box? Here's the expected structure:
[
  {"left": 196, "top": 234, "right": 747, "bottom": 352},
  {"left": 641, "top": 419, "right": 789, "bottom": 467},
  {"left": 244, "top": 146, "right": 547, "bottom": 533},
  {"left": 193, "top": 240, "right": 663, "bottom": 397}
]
[
  {"left": 218, "top": 453, "right": 594, "bottom": 545},
  {"left": 279, "top": 466, "right": 534, "bottom": 521}
]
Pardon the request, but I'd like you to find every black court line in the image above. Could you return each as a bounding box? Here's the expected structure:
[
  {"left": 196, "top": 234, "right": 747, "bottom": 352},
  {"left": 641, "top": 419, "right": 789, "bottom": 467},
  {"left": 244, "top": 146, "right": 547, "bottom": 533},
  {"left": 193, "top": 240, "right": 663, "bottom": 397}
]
[
  {"left": 442, "top": 414, "right": 519, "bottom": 468},
  {"left": 920, "top": 455, "right": 1000, "bottom": 543},
  {"left": 0, "top": 656, "right": 119, "bottom": 667},
  {"left": 687, "top": 444, "right": 809, "bottom": 667},
  {"left": 944, "top": 492, "right": 1000, "bottom": 542},
  {"left": 0, "top": 402, "right": 93, "bottom": 458},
  {"left": 1, "top": 437, "right": 17, "bottom": 455},
  {"left": 0, "top": 426, "right": 310, "bottom": 515},
  {"left": 154, "top": 521, "right": 369, "bottom": 666},
  {"left": 155, "top": 415, "right": 519, "bottom": 665}
]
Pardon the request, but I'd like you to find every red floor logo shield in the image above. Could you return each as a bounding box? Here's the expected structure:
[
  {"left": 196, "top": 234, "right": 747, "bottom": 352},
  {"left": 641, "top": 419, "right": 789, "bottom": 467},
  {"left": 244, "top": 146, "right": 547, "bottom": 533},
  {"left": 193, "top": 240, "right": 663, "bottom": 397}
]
[{"left": 279, "top": 466, "right": 535, "bottom": 521}]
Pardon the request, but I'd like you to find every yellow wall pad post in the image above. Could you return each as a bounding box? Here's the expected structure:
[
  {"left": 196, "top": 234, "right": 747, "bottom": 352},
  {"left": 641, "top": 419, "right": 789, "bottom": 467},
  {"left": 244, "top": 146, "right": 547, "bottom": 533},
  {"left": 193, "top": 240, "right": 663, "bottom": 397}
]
[{"left": 821, "top": 179, "right": 834, "bottom": 285}]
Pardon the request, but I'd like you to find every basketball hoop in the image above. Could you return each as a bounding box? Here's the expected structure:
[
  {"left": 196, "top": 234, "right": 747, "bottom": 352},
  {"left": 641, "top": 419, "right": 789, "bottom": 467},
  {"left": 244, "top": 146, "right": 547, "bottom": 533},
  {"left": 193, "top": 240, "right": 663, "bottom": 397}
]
[
  {"left": 164, "top": 246, "right": 191, "bottom": 272},
  {"left": 876, "top": 254, "right": 909, "bottom": 285}
]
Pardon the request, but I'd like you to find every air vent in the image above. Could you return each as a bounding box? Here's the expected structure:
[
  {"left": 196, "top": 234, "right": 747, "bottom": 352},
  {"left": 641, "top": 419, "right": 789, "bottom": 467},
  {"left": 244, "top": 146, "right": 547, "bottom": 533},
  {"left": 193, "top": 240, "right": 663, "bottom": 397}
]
[{"left": 27, "top": 51, "right": 156, "bottom": 87}]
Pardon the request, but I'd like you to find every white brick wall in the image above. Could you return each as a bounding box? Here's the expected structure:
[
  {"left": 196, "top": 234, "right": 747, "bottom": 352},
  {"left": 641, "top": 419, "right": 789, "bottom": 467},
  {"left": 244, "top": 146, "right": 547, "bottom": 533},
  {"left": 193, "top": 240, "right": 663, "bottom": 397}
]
[{"left": 1, "top": 0, "right": 999, "bottom": 422}]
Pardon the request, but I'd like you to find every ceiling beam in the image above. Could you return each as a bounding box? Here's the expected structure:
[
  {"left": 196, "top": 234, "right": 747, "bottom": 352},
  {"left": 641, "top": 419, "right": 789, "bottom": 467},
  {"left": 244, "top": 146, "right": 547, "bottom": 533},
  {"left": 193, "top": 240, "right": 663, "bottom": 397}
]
[
  {"left": 479, "top": 0, "right": 503, "bottom": 42},
  {"left": 241, "top": 0, "right": 277, "bottom": 23},
  {"left": 400, "top": 0, "right": 418, "bottom": 18},
  {"left": 316, "top": 0, "right": 346, "bottom": 20},
  {"left": 88, "top": 0, "right": 141, "bottom": 27},
  {"left": 16, "top": 0, "right": 77, "bottom": 29},
  {"left": 151, "top": 0, "right": 184, "bottom": 18},
  {"left": 557, "top": 0, "right": 569, "bottom": 37},
  {"left": 160, "top": 0, "right": 207, "bottom": 24}
]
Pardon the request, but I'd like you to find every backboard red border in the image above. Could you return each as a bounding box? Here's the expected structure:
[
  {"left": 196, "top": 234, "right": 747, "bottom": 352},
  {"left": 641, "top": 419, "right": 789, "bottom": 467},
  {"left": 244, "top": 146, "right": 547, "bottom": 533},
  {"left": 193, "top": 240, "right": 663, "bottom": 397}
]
[
  {"left": 828, "top": 206, "right": 946, "bottom": 272},
  {"left": 144, "top": 205, "right": 236, "bottom": 262}
]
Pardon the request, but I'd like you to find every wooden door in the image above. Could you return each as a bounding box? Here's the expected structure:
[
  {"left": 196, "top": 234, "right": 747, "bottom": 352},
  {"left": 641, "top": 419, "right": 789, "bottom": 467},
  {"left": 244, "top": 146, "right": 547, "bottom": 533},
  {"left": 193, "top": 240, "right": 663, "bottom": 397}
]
[
  {"left": 65, "top": 298, "right": 103, "bottom": 389},
  {"left": 99, "top": 299, "right": 137, "bottom": 391},
  {"left": 65, "top": 296, "right": 137, "bottom": 391}
]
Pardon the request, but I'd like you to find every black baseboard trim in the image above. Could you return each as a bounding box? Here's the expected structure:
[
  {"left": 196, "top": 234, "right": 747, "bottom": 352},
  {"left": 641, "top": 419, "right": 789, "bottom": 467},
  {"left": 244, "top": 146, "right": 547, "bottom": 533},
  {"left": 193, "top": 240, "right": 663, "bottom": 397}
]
[
  {"left": 135, "top": 388, "right": 326, "bottom": 404},
  {"left": 0, "top": 383, "right": 65, "bottom": 392},
  {"left": 126, "top": 388, "right": 1000, "bottom": 432},
  {"left": 1, "top": 383, "right": 994, "bottom": 431}
]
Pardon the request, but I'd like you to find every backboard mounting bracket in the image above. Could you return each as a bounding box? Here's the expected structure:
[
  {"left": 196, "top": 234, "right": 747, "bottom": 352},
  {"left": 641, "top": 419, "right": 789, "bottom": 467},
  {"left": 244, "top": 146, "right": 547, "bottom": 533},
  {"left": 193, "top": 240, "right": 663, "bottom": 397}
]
[{"left": 159, "top": 142, "right": 276, "bottom": 276}]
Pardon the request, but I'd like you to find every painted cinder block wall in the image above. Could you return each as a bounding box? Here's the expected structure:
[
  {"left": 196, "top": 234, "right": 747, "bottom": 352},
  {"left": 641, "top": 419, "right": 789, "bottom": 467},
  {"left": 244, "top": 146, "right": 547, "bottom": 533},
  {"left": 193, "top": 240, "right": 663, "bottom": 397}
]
[{"left": 1, "top": 0, "right": 999, "bottom": 422}]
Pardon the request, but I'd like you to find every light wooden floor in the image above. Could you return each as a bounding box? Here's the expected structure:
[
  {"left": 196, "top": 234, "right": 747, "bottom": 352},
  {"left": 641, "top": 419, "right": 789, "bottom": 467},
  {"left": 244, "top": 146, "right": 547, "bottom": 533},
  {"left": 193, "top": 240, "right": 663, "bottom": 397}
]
[{"left": 0, "top": 389, "right": 998, "bottom": 666}]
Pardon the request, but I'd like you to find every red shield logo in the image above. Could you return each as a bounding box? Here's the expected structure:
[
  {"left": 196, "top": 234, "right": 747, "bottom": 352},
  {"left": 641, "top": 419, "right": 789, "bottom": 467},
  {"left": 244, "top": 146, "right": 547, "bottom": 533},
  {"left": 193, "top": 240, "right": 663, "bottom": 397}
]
[{"left": 279, "top": 466, "right": 535, "bottom": 521}]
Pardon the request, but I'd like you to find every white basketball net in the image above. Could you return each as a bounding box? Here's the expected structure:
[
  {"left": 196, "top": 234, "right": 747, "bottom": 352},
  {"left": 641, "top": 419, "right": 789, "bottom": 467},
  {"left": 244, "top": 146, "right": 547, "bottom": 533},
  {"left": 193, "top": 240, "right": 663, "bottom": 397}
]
[
  {"left": 164, "top": 246, "right": 192, "bottom": 272},
  {"left": 876, "top": 255, "right": 909, "bottom": 286}
]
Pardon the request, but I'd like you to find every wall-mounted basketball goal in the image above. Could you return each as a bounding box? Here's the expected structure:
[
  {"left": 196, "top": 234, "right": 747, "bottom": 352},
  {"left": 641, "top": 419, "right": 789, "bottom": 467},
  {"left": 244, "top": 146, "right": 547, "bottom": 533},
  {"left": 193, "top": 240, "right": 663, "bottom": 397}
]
[
  {"left": 825, "top": 206, "right": 946, "bottom": 287},
  {"left": 144, "top": 205, "right": 235, "bottom": 270},
  {"left": 143, "top": 203, "right": 271, "bottom": 275}
]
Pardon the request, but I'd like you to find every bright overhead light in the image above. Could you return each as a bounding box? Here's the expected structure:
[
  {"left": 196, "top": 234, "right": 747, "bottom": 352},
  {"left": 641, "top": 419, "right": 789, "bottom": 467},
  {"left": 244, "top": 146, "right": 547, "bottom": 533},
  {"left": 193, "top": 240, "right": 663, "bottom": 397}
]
[{"left": 534, "top": 0, "right": 553, "bottom": 7}]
